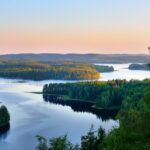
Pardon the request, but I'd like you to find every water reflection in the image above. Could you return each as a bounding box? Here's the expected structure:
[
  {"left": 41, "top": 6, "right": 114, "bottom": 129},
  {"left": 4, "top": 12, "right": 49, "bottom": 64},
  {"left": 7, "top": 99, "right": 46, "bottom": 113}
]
[
  {"left": 43, "top": 94, "right": 118, "bottom": 121},
  {"left": 0, "top": 123, "right": 10, "bottom": 140}
]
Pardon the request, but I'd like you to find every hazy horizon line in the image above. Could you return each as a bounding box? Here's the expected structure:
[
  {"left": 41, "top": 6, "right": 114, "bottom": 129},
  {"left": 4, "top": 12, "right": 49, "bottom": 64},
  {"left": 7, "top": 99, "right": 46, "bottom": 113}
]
[{"left": 0, "top": 52, "right": 149, "bottom": 55}]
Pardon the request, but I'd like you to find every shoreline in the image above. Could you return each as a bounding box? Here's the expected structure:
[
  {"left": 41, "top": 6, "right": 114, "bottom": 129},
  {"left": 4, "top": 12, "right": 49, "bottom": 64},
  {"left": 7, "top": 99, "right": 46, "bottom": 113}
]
[{"left": 30, "top": 92, "right": 119, "bottom": 111}]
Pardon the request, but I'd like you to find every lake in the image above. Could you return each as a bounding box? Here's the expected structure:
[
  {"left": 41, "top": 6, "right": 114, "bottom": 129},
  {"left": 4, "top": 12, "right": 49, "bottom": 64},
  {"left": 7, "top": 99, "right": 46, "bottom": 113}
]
[
  {"left": 96, "top": 63, "right": 150, "bottom": 81},
  {"left": 0, "top": 64, "right": 150, "bottom": 150}
]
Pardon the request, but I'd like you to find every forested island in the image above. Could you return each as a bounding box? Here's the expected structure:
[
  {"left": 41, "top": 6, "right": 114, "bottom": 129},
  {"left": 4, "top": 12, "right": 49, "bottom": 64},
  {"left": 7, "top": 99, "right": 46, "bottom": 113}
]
[
  {"left": 0, "top": 104, "right": 10, "bottom": 133},
  {"left": 37, "top": 79, "right": 150, "bottom": 150},
  {"left": 0, "top": 59, "right": 99, "bottom": 80},
  {"left": 129, "top": 63, "right": 150, "bottom": 71},
  {"left": 0, "top": 59, "right": 114, "bottom": 80}
]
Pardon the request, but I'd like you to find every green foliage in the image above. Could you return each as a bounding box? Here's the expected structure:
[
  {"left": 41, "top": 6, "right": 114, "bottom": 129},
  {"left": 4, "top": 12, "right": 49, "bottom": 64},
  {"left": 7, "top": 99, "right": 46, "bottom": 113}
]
[
  {"left": 0, "top": 59, "right": 101, "bottom": 80},
  {"left": 36, "top": 136, "right": 48, "bottom": 150},
  {"left": 102, "top": 86, "right": 150, "bottom": 150},
  {"left": 0, "top": 105, "right": 10, "bottom": 128},
  {"left": 43, "top": 79, "right": 149, "bottom": 109},
  {"left": 36, "top": 126, "right": 106, "bottom": 150},
  {"left": 36, "top": 135, "right": 79, "bottom": 150},
  {"left": 81, "top": 125, "right": 105, "bottom": 150}
]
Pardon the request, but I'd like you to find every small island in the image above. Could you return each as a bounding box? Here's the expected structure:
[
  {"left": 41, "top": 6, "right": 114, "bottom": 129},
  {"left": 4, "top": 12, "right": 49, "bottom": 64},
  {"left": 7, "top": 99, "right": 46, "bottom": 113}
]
[
  {"left": 0, "top": 104, "right": 10, "bottom": 133},
  {"left": 129, "top": 63, "right": 149, "bottom": 71}
]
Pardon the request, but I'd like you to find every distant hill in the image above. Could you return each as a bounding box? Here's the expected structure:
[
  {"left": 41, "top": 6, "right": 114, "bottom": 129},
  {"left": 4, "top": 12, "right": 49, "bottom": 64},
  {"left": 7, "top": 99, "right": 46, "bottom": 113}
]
[{"left": 0, "top": 53, "right": 149, "bottom": 63}]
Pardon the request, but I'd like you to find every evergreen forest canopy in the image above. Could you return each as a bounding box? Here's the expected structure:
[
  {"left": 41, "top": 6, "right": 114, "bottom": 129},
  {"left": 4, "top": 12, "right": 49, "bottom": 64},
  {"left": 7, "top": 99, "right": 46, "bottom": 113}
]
[
  {"left": 37, "top": 79, "right": 150, "bottom": 150},
  {"left": 0, "top": 59, "right": 114, "bottom": 80},
  {"left": 43, "top": 79, "right": 150, "bottom": 109}
]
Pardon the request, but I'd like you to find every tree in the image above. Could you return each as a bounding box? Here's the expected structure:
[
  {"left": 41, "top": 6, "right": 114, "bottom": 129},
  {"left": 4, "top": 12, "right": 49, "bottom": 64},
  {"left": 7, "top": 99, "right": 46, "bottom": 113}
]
[
  {"left": 0, "top": 105, "right": 10, "bottom": 129},
  {"left": 36, "top": 136, "right": 48, "bottom": 150},
  {"left": 36, "top": 135, "right": 79, "bottom": 150},
  {"left": 81, "top": 125, "right": 97, "bottom": 150},
  {"left": 147, "top": 47, "right": 150, "bottom": 68},
  {"left": 148, "top": 46, "right": 150, "bottom": 54},
  {"left": 81, "top": 125, "right": 105, "bottom": 150}
]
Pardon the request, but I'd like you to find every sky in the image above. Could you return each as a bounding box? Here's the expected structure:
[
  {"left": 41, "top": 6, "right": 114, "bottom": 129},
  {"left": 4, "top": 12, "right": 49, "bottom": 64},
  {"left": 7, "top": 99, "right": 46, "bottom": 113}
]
[{"left": 0, "top": 0, "right": 150, "bottom": 54}]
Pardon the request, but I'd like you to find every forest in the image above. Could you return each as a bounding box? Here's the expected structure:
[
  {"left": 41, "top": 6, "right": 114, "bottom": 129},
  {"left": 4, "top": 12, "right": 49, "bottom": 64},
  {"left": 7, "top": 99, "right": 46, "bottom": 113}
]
[
  {"left": 43, "top": 79, "right": 150, "bottom": 109},
  {"left": 0, "top": 59, "right": 113, "bottom": 80},
  {"left": 37, "top": 79, "right": 150, "bottom": 150}
]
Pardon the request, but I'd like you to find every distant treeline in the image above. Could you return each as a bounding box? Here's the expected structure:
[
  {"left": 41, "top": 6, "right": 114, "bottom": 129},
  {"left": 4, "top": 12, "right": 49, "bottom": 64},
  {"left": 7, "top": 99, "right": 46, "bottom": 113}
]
[
  {"left": 129, "top": 63, "right": 150, "bottom": 71},
  {"left": 94, "top": 65, "right": 114, "bottom": 72},
  {"left": 0, "top": 59, "right": 114, "bottom": 80},
  {"left": 43, "top": 79, "right": 150, "bottom": 109},
  {"left": 0, "top": 53, "right": 149, "bottom": 63}
]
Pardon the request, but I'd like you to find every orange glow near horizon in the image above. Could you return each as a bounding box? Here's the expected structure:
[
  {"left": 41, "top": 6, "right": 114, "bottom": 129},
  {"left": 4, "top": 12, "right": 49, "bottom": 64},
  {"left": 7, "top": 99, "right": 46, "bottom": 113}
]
[
  {"left": 0, "top": 0, "right": 150, "bottom": 54},
  {"left": 0, "top": 27, "right": 149, "bottom": 54}
]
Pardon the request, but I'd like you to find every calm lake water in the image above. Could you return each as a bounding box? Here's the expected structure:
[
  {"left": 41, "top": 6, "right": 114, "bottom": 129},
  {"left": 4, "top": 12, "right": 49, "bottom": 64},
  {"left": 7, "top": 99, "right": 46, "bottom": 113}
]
[
  {"left": 0, "top": 64, "right": 149, "bottom": 150},
  {"left": 96, "top": 63, "right": 150, "bottom": 81}
]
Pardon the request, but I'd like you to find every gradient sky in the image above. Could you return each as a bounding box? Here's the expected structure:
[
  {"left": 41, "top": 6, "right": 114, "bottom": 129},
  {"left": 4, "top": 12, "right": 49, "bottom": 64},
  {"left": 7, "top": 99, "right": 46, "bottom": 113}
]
[{"left": 0, "top": 0, "right": 150, "bottom": 54}]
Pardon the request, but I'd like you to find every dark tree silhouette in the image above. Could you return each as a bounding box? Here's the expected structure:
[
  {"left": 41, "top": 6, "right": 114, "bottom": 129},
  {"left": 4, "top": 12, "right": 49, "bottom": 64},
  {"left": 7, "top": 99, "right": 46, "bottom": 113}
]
[
  {"left": 148, "top": 46, "right": 150, "bottom": 54},
  {"left": 0, "top": 105, "right": 10, "bottom": 132}
]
